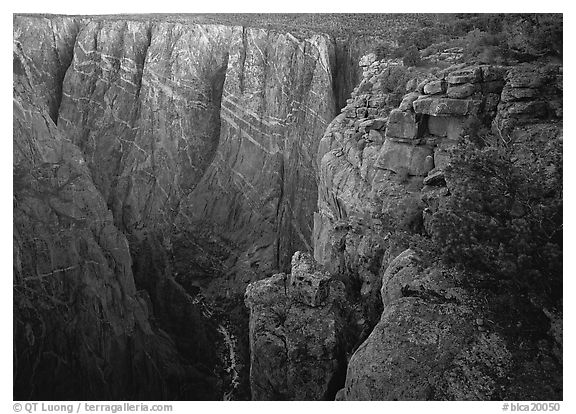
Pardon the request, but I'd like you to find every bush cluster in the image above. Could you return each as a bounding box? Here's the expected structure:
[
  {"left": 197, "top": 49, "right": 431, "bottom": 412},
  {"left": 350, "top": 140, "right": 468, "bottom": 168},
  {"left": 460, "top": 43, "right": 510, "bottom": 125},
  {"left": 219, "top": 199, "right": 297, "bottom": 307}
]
[
  {"left": 428, "top": 137, "right": 562, "bottom": 303},
  {"left": 374, "top": 14, "right": 562, "bottom": 66}
]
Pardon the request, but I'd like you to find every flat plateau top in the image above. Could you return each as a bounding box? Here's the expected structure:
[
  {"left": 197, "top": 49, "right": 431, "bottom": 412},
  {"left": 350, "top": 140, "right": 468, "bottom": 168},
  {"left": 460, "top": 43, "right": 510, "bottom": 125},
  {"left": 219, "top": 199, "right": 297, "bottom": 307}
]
[{"left": 13, "top": 13, "right": 427, "bottom": 38}]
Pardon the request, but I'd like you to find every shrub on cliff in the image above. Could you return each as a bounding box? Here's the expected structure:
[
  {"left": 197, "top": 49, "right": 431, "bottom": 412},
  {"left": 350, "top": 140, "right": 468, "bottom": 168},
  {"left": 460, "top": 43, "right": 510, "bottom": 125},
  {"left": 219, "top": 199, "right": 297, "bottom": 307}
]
[
  {"left": 402, "top": 46, "right": 422, "bottom": 67},
  {"left": 374, "top": 42, "right": 393, "bottom": 61},
  {"left": 428, "top": 138, "right": 562, "bottom": 303}
]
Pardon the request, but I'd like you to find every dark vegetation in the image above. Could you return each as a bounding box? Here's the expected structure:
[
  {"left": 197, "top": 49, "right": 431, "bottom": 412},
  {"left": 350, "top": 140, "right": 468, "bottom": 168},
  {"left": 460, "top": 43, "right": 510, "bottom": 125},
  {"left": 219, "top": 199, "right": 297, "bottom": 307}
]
[
  {"left": 431, "top": 135, "right": 562, "bottom": 304},
  {"left": 374, "top": 13, "right": 562, "bottom": 67},
  {"left": 387, "top": 124, "right": 562, "bottom": 398},
  {"left": 20, "top": 13, "right": 424, "bottom": 39}
]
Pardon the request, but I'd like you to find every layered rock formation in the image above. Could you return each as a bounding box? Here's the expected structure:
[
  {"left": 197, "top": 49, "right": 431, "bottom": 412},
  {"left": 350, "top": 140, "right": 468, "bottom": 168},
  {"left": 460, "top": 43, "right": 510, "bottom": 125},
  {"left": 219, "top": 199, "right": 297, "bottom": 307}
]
[
  {"left": 308, "top": 56, "right": 562, "bottom": 400},
  {"left": 312, "top": 59, "right": 513, "bottom": 322}
]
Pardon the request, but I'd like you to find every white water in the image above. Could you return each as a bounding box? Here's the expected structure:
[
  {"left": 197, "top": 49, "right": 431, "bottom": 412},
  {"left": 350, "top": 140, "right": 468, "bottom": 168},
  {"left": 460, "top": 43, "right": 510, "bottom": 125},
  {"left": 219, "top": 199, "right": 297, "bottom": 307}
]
[
  {"left": 192, "top": 294, "right": 240, "bottom": 400},
  {"left": 218, "top": 324, "right": 240, "bottom": 401}
]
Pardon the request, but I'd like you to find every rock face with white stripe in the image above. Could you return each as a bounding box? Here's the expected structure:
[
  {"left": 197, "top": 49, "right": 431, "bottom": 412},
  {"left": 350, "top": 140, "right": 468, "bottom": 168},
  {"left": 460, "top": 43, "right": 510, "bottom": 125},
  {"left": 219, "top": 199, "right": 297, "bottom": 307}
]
[
  {"left": 14, "top": 15, "right": 350, "bottom": 400},
  {"left": 14, "top": 24, "right": 221, "bottom": 400},
  {"left": 58, "top": 20, "right": 235, "bottom": 236},
  {"left": 188, "top": 29, "right": 336, "bottom": 286},
  {"left": 51, "top": 18, "right": 337, "bottom": 296}
]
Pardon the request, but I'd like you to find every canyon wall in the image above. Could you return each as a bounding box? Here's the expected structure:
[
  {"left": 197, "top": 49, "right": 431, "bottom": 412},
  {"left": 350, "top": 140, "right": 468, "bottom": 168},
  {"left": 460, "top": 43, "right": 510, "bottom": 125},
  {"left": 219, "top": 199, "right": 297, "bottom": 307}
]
[
  {"left": 246, "top": 54, "right": 562, "bottom": 400},
  {"left": 14, "top": 30, "right": 220, "bottom": 399},
  {"left": 15, "top": 14, "right": 561, "bottom": 401},
  {"left": 13, "top": 14, "right": 374, "bottom": 400}
]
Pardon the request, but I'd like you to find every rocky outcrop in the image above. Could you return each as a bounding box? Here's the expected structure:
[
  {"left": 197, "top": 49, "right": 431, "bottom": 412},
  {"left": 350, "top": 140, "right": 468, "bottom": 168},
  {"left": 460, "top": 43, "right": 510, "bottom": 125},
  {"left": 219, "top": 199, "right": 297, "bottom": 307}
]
[
  {"left": 339, "top": 250, "right": 513, "bottom": 400},
  {"left": 244, "top": 252, "right": 355, "bottom": 400},
  {"left": 313, "top": 60, "right": 509, "bottom": 327},
  {"left": 338, "top": 249, "right": 562, "bottom": 400},
  {"left": 311, "top": 56, "right": 562, "bottom": 401},
  {"left": 493, "top": 63, "right": 562, "bottom": 134}
]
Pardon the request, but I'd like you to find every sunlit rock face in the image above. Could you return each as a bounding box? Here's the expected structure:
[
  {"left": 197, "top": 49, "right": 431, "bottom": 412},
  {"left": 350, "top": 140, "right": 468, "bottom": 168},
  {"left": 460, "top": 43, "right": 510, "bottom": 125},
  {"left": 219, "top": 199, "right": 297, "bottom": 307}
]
[
  {"left": 56, "top": 21, "right": 235, "bottom": 238},
  {"left": 313, "top": 56, "right": 562, "bottom": 401},
  {"left": 186, "top": 29, "right": 337, "bottom": 292}
]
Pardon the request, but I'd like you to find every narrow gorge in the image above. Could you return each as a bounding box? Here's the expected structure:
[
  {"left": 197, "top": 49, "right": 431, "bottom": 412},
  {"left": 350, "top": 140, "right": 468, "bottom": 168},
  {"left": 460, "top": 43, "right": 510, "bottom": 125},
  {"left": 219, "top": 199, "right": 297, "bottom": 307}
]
[{"left": 13, "top": 14, "right": 562, "bottom": 401}]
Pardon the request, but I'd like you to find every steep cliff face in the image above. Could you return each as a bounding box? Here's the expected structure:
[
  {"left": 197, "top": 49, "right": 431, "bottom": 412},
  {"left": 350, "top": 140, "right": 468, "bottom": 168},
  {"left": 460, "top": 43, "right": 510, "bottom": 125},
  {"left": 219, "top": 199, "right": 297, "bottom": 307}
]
[
  {"left": 16, "top": 14, "right": 561, "bottom": 401},
  {"left": 13, "top": 16, "right": 79, "bottom": 122},
  {"left": 187, "top": 29, "right": 336, "bottom": 294},
  {"left": 310, "top": 56, "right": 562, "bottom": 400},
  {"left": 14, "top": 14, "right": 379, "bottom": 400},
  {"left": 14, "top": 41, "right": 220, "bottom": 400},
  {"left": 57, "top": 20, "right": 234, "bottom": 236}
]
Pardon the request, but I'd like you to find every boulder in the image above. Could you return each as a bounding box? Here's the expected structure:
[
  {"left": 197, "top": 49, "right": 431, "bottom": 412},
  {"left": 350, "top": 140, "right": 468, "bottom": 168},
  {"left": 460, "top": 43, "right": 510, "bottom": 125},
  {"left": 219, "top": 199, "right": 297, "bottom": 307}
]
[
  {"left": 446, "top": 67, "right": 482, "bottom": 84},
  {"left": 386, "top": 109, "right": 420, "bottom": 139},
  {"left": 341, "top": 297, "right": 480, "bottom": 400},
  {"left": 446, "top": 83, "right": 478, "bottom": 99},
  {"left": 423, "top": 168, "right": 446, "bottom": 186},
  {"left": 414, "top": 97, "right": 481, "bottom": 116},
  {"left": 423, "top": 80, "right": 446, "bottom": 95},
  {"left": 375, "top": 140, "right": 434, "bottom": 176},
  {"left": 339, "top": 251, "right": 513, "bottom": 401},
  {"left": 399, "top": 92, "right": 421, "bottom": 111},
  {"left": 359, "top": 53, "right": 377, "bottom": 67}
]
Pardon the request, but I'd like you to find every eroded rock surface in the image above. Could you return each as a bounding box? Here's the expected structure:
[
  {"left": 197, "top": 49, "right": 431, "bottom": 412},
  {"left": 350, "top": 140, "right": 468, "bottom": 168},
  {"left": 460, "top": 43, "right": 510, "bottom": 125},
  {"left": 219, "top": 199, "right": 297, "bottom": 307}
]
[
  {"left": 244, "top": 252, "right": 355, "bottom": 400},
  {"left": 187, "top": 29, "right": 337, "bottom": 293},
  {"left": 311, "top": 56, "right": 562, "bottom": 401},
  {"left": 338, "top": 249, "right": 562, "bottom": 400},
  {"left": 14, "top": 43, "right": 219, "bottom": 400}
]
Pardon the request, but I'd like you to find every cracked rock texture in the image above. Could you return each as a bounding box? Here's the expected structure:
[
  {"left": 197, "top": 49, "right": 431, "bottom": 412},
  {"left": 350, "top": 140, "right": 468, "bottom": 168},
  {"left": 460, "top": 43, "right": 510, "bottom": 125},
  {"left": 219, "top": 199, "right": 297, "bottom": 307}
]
[
  {"left": 187, "top": 29, "right": 337, "bottom": 293},
  {"left": 14, "top": 14, "right": 562, "bottom": 401},
  {"left": 339, "top": 249, "right": 511, "bottom": 400},
  {"left": 13, "top": 14, "right": 376, "bottom": 400},
  {"left": 311, "top": 56, "right": 562, "bottom": 400},
  {"left": 244, "top": 252, "right": 356, "bottom": 400},
  {"left": 14, "top": 40, "right": 219, "bottom": 399}
]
